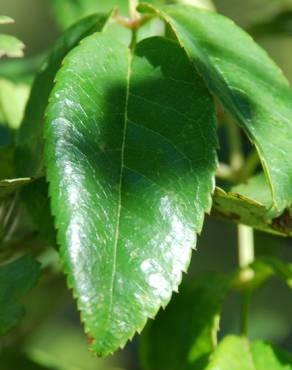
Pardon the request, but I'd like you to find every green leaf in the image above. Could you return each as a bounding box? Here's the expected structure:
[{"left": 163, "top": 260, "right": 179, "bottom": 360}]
[
  {"left": 45, "top": 34, "right": 217, "bottom": 355},
  {"left": 211, "top": 188, "right": 285, "bottom": 236},
  {"left": 247, "top": 257, "right": 292, "bottom": 290},
  {"left": 232, "top": 174, "right": 272, "bottom": 210},
  {"left": 142, "top": 4, "right": 292, "bottom": 212},
  {"left": 16, "top": 13, "right": 112, "bottom": 178},
  {"left": 0, "top": 16, "right": 14, "bottom": 25},
  {"left": 21, "top": 178, "right": 56, "bottom": 247},
  {"left": 0, "top": 147, "right": 14, "bottom": 179},
  {"left": 0, "top": 255, "right": 41, "bottom": 336},
  {"left": 0, "top": 351, "right": 58, "bottom": 370},
  {"left": 167, "top": 0, "right": 215, "bottom": 10},
  {"left": 50, "top": 0, "right": 128, "bottom": 29},
  {"left": 0, "top": 177, "right": 32, "bottom": 199},
  {"left": 0, "top": 78, "right": 30, "bottom": 130},
  {"left": 206, "top": 336, "right": 292, "bottom": 370},
  {"left": 248, "top": 10, "right": 292, "bottom": 37},
  {"left": 140, "top": 275, "right": 231, "bottom": 370},
  {"left": 211, "top": 174, "right": 292, "bottom": 236},
  {"left": 0, "top": 34, "right": 24, "bottom": 58}
]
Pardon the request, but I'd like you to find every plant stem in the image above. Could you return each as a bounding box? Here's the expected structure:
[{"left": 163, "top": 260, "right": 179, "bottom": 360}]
[
  {"left": 226, "top": 117, "right": 244, "bottom": 174},
  {"left": 240, "top": 291, "right": 251, "bottom": 336},
  {"left": 238, "top": 225, "right": 254, "bottom": 269},
  {"left": 237, "top": 225, "right": 254, "bottom": 336},
  {"left": 239, "top": 149, "right": 260, "bottom": 181},
  {"left": 129, "top": 0, "right": 139, "bottom": 20}
]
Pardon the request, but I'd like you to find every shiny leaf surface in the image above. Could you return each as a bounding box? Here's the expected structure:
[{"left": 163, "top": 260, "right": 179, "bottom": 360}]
[
  {"left": 45, "top": 34, "right": 217, "bottom": 355},
  {"left": 0, "top": 255, "right": 41, "bottom": 335},
  {"left": 141, "top": 274, "right": 230, "bottom": 370},
  {"left": 206, "top": 336, "right": 292, "bottom": 370},
  {"left": 16, "top": 13, "right": 111, "bottom": 178},
  {"left": 142, "top": 4, "right": 292, "bottom": 212}
]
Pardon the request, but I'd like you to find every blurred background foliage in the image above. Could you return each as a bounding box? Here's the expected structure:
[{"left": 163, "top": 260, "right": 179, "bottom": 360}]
[{"left": 0, "top": 1, "right": 292, "bottom": 369}]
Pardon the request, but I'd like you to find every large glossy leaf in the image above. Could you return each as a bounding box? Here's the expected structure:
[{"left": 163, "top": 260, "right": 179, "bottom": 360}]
[
  {"left": 206, "top": 336, "right": 292, "bottom": 370},
  {"left": 45, "top": 34, "right": 217, "bottom": 355},
  {"left": 140, "top": 275, "right": 231, "bottom": 370},
  {"left": 15, "top": 13, "right": 111, "bottom": 178},
  {"left": 0, "top": 255, "right": 41, "bottom": 335},
  {"left": 141, "top": 4, "right": 292, "bottom": 212}
]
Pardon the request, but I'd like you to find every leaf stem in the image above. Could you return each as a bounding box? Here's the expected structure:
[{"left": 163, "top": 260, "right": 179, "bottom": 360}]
[
  {"left": 129, "top": 0, "right": 139, "bottom": 21},
  {"left": 238, "top": 225, "right": 254, "bottom": 269},
  {"left": 226, "top": 117, "right": 244, "bottom": 174},
  {"left": 240, "top": 291, "right": 251, "bottom": 336},
  {"left": 238, "top": 225, "right": 254, "bottom": 337}
]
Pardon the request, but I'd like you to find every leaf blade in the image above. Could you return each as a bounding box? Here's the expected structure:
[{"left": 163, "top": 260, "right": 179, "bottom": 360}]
[
  {"left": 142, "top": 4, "right": 292, "bottom": 212},
  {"left": 45, "top": 34, "right": 217, "bottom": 355},
  {"left": 15, "top": 13, "right": 112, "bottom": 178}
]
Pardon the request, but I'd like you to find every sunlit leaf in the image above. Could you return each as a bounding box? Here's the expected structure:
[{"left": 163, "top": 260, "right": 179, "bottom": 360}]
[
  {"left": 0, "top": 78, "right": 30, "bottom": 130},
  {"left": 142, "top": 4, "right": 292, "bottom": 212},
  {"left": 0, "top": 34, "right": 24, "bottom": 58},
  {"left": 0, "top": 16, "right": 14, "bottom": 25},
  {"left": 45, "top": 34, "right": 217, "bottom": 355},
  {"left": 206, "top": 336, "right": 292, "bottom": 370},
  {"left": 212, "top": 174, "right": 292, "bottom": 236},
  {"left": 16, "top": 13, "right": 112, "bottom": 178}
]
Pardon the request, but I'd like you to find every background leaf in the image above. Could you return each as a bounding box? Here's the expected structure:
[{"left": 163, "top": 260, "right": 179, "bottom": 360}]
[
  {"left": 0, "top": 177, "right": 32, "bottom": 199},
  {"left": 50, "top": 0, "right": 129, "bottom": 29},
  {"left": 143, "top": 4, "right": 292, "bottom": 212},
  {"left": 140, "top": 274, "right": 231, "bottom": 370},
  {"left": 0, "top": 78, "right": 30, "bottom": 130},
  {"left": 45, "top": 34, "right": 217, "bottom": 355},
  {"left": 206, "top": 335, "right": 292, "bottom": 370},
  {"left": 248, "top": 10, "right": 292, "bottom": 37},
  {"left": 0, "top": 255, "right": 41, "bottom": 336},
  {"left": 0, "top": 34, "right": 24, "bottom": 58},
  {"left": 0, "top": 16, "right": 14, "bottom": 25},
  {"left": 15, "top": 13, "right": 111, "bottom": 179}
]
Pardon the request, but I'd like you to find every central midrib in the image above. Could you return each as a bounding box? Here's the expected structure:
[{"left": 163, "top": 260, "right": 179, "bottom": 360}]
[{"left": 106, "top": 47, "right": 133, "bottom": 330}]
